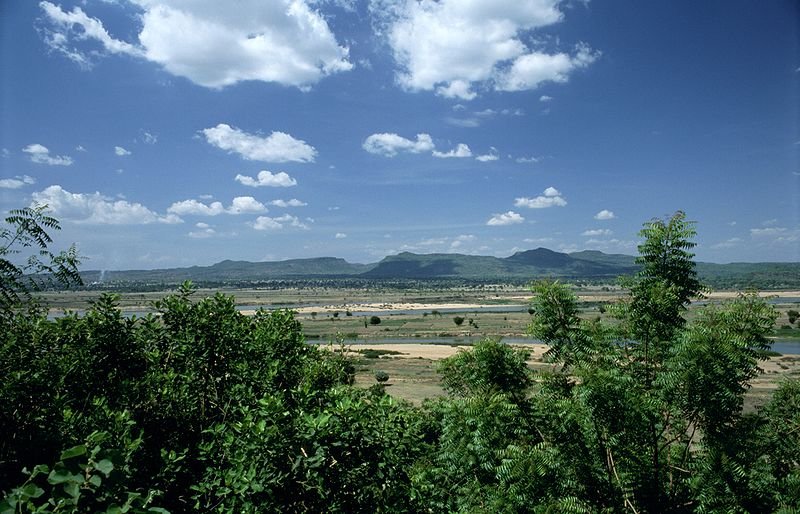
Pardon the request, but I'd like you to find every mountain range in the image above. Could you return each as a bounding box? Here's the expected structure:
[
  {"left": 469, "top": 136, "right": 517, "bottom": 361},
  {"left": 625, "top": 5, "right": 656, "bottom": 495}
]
[{"left": 80, "top": 249, "right": 800, "bottom": 289}]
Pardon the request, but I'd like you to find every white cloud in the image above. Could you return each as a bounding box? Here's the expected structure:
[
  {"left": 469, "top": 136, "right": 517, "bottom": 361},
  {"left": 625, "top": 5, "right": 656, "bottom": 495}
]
[
  {"left": 335, "top": 232, "right": 347, "bottom": 239},
  {"left": 142, "top": 131, "right": 158, "bottom": 144},
  {"left": 235, "top": 170, "right": 298, "bottom": 188},
  {"left": 487, "top": 211, "right": 524, "bottom": 226},
  {"left": 582, "top": 228, "right": 613, "bottom": 237},
  {"left": 168, "top": 199, "right": 226, "bottom": 216},
  {"left": 515, "top": 156, "right": 540, "bottom": 164},
  {"left": 75, "top": 145, "right": 87, "bottom": 152},
  {"left": 710, "top": 237, "right": 742, "bottom": 249},
  {"left": 204, "top": 124, "right": 316, "bottom": 163},
  {"left": 251, "top": 213, "right": 310, "bottom": 231},
  {"left": 167, "top": 196, "right": 267, "bottom": 216},
  {"left": 38, "top": 1, "right": 144, "bottom": 68},
  {"left": 39, "top": 0, "right": 352, "bottom": 89},
  {"left": 750, "top": 227, "right": 788, "bottom": 237},
  {"left": 514, "top": 187, "right": 567, "bottom": 209},
  {"left": 270, "top": 198, "right": 307, "bottom": 207},
  {"left": 23, "top": 144, "right": 73, "bottom": 166},
  {"left": 475, "top": 147, "right": 499, "bottom": 162},
  {"left": 362, "top": 132, "right": 435, "bottom": 157},
  {"left": 0, "top": 175, "right": 36, "bottom": 189},
  {"left": 495, "top": 44, "right": 599, "bottom": 92},
  {"left": 450, "top": 234, "right": 476, "bottom": 249},
  {"left": 583, "top": 238, "right": 636, "bottom": 252},
  {"left": 188, "top": 222, "right": 217, "bottom": 238},
  {"left": 523, "top": 237, "right": 553, "bottom": 244},
  {"left": 444, "top": 117, "right": 480, "bottom": 128},
  {"left": 227, "top": 196, "right": 268, "bottom": 214},
  {"left": 539, "top": 95, "right": 553, "bottom": 102},
  {"left": 2, "top": 149, "right": 10, "bottom": 158},
  {"left": 31, "top": 185, "right": 181, "bottom": 224},
  {"left": 594, "top": 209, "right": 616, "bottom": 220},
  {"left": 274, "top": 214, "right": 310, "bottom": 229},
  {"left": 376, "top": 0, "right": 595, "bottom": 99},
  {"left": 252, "top": 216, "right": 283, "bottom": 231},
  {"left": 114, "top": 145, "right": 131, "bottom": 156},
  {"left": 432, "top": 143, "right": 472, "bottom": 158}
]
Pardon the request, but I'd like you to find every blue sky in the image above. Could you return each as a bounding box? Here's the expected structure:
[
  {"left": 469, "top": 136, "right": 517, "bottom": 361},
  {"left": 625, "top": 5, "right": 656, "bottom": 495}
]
[{"left": 1, "top": 0, "right": 798, "bottom": 270}]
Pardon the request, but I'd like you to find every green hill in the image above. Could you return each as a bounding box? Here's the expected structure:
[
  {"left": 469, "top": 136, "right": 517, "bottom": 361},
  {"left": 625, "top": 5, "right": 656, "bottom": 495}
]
[{"left": 80, "top": 250, "right": 800, "bottom": 289}]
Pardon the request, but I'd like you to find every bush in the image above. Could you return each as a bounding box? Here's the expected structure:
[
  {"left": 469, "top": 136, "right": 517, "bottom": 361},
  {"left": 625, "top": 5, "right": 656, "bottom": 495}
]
[
  {"left": 374, "top": 370, "right": 390, "bottom": 383},
  {"left": 453, "top": 316, "right": 465, "bottom": 326},
  {"left": 369, "top": 315, "right": 381, "bottom": 325}
]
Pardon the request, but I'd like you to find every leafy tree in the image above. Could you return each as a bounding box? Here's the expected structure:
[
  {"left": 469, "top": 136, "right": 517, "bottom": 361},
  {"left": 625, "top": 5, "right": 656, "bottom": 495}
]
[
  {"left": 0, "top": 204, "right": 82, "bottom": 316},
  {"left": 787, "top": 309, "right": 799, "bottom": 325},
  {"left": 453, "top": 316, "right": 465, "bottom": 326},
  {"left": 369, "top": 315, "right": 381, "bottom": 325},
  {"left": 437, "top": 339, "right": 532, "bottom": 403}
]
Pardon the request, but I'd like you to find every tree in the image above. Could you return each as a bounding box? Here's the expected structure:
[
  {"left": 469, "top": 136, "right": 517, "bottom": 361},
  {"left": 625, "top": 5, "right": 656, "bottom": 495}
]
[
  {"left": 787, "top": 309, "right": 799, "bottom": 325},
  {"left": 453, "top": 316, "right": 465, "bottom": 326},
  {"left": 369, "top": 315, "right": 381, "bottom": 325},
  {"left": 0, "top": 204, "right": 82, "bottom": 314}
]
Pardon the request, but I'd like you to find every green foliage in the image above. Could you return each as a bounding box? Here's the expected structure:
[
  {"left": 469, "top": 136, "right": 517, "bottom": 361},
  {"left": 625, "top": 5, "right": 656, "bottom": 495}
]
[
  {"left": 369, "top": 315, "right": 381, "bottom": 325},
  {"left": 437, "top": 339, "right": 532, "bottom": 401},
  {"left": 0, "top": 204, "right": 82, "bottom": 316},
  {"left": 787, "top": 309, "right": 799, "bottom": 325},
  {"left": 3, "top": 209, "right": 798, "bottom": 513}
]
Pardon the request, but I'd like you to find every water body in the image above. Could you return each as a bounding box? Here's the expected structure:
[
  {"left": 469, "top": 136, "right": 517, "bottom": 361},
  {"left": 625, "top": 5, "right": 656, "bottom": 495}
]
[{"left": 340, "top": 337, "right": 800, "bottom": 355}]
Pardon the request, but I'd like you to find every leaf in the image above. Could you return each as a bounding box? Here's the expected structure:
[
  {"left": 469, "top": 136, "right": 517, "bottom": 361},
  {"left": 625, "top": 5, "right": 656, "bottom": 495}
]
[
  {"left": 60, "top": 444, "right": 87, "bottom": 460},
  {"left": 95, "top": 459, "right": 115, "bottom": 476}
]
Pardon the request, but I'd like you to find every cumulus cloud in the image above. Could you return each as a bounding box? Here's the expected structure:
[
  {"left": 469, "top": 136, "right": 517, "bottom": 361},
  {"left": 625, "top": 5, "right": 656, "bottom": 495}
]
[
  {"left": 251, "top": 214, "right": 310, "bottom": 231},
  {"left": 335, "top": 232, "right": 347, "bottom": 239},
  {"left": 375, "top": 0, "right": 596, "bottom": 99},
  {"left": 0, "top": 175, "right": 36, "bottom": 189},
  {"left": 227, "top": 196, "right": 268, "bottom": 214},
  {"left": 515, "top": 156, "right": 540, "bottom": 164},
  {"left": 31, "top": 185, "right": 181, "bottom": 224},
  {"left": 594, "top": 209, "right": 616, "bottom": 220},
  {"left": 476, "top": 147, "right": 499, "bottom": 162},
  {"left": 23, "top": 144, "right": 73, "bottom": 166},
  {"left": 495, "top": 44, "right": 599, "bottom": 92},
  {"left": 487, "top": 211, "right": 524, "bottom": 226},
  {"left": 167, "top": 199, "right": 226, "bottom": 216},
  {"left": 252, "top": 216, "right": 283, "bottom": 231},
  {"left": 204, "top": 124, "right": 316, "bottom": 163},
  {"left": 114, "top": 146, "right": 131, "bottom": 156},
  {"left": 270, "top": 198, "right": 307, "bottom": 207},
  {"left": 582, "top": 228, "right": 613, "bottom": 237},
  {"left": 167, "top": 196, "right": 267, "bottom": 216},
  {"left": 362, "top": 132, "right": 435, "bottom": 157},
  {"left": 235, "top": 170, "right": 298, "bottom": 188},
  {"left": 432, "top": 143, "right": 472, "bottom": 158},
  {"left": 39, "top": 0, "right": 352, "bottom": 88},
  {"left": 514, "top": 187, "right": 567, "bottom": 209},
  {"left": 539, "top": 95, "right": 553, "bottom": 102}
]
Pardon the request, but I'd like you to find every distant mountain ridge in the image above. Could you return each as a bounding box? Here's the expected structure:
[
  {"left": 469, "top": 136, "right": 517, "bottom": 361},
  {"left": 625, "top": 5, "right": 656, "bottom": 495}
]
[{"left": 79, "top": 249, "right": 800, "bottom": 289}]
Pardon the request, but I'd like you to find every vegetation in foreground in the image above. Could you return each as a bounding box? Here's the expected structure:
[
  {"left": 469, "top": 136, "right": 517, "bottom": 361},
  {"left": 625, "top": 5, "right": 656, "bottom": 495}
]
[{"left": 1, "top": 210, "right": 799, "bottom": 513}]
